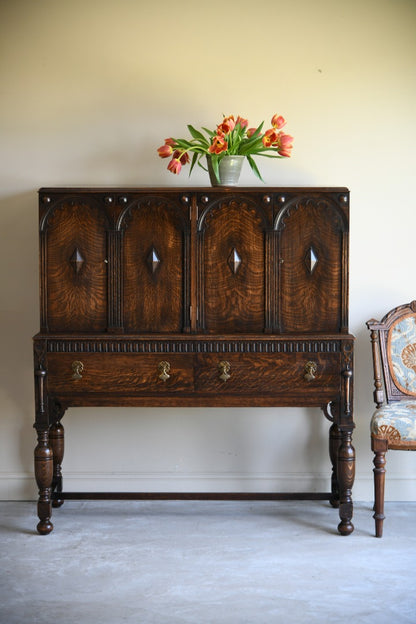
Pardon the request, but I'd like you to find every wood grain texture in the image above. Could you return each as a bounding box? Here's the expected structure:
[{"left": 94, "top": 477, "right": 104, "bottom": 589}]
[
  {"left": 47, "top": 353, "right": 194, "bottom": 394},
  {"left": 46, "top": 202, "right": 107, "bottom": 332},
  {"left": 122, "top": 199, "right": 188, "bottom": 333},
  {"left": 194, "top": 353, "right": 340, "bottom": 395},
  {"left": 278, "top": 199, "right": 343, "bottom": 333},
  {"left": 200, "top": 199, "right": 266, "bottom": 333}
]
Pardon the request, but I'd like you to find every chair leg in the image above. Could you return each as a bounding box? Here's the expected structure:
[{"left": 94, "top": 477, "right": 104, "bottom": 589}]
[{"left": 373, "top": 448, "right": 387, "bottom": 537}]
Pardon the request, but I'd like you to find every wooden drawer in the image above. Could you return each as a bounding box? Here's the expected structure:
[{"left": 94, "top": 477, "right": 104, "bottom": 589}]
[
  {"left": 194, "top": 353, "right": 341, "bottom": 397},
  {"left": 46, "top": 351, "right": 342, "bottom": 401},
  {"left": 46, "top": 353, "right": 194, "bottom": 394}
]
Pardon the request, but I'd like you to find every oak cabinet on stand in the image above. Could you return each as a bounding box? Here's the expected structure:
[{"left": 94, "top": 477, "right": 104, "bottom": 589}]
[{"left": 33, "top": 187, "right": 355, "bottom": 535}]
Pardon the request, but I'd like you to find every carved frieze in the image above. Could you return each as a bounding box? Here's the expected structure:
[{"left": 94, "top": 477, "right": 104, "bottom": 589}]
[{"left": 44, "top": 338, "right": 343, "bottom": 354}]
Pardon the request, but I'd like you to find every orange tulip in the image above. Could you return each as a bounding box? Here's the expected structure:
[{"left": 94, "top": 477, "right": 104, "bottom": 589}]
[
  {"left": 209, "top": 134, "right": 228, "bottom": 154},
  {"left": 217, "top": 115, "right": 236, "bottom": 134},
  {"left": 262, "top": 128, "right": 279, "bottom": 148}
]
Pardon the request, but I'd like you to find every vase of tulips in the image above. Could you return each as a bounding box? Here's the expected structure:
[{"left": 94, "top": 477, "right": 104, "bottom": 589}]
[{"left": 157, "top": 114, "right": 293, "bottom": 185}]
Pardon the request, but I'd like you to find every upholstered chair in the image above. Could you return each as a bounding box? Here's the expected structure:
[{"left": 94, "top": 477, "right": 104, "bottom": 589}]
[{"left": 367, "top": 301, "right": 416, "bottom": 537}]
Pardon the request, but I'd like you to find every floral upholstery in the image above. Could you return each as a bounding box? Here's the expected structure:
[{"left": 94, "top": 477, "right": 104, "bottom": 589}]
[
  {"left": 389, "top": 314, "right": 416, "bottom": 396},
  {"left": 371, "top": 400, "right": 416, "bottom": 445}
]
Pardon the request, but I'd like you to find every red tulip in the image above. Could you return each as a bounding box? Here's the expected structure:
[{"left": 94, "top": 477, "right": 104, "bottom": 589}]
[
  {"left": 172, "top": 150, "right": 190, "bottom": 165},
  {"left": 247, "top": 127, "right": 257, "bottom": 138},
  {"left": 179, "top": 152, "right": 190, "bottom": 165},
  {"left": 271, "top": 115, "right": 286, "bottom": 129}
]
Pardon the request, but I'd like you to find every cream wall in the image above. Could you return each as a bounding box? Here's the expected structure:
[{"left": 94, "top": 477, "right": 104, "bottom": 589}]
[{"left": 1, "top": 0, "right": 415, "bottom": 501}]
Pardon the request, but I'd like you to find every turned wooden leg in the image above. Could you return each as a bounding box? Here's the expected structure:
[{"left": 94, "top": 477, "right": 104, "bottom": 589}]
[
  {"left": 50, "top": 421, "right": 64, "bottom": 508},
  {"left": 373, "top": 448, "right": 386, "bottom": 538},
  {"left": 329, "top": 422, "right": 342, "bottom": 508},
  {"left": 34, "top": 427, "right": 54, "bottom": 535},
  {"left": 337, "top": 429, "right": 355, "bottom": 535}
]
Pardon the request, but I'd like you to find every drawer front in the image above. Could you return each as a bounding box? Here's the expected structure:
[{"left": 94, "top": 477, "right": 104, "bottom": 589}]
[
  {"left": 47, "top": 353, "right": 194, "bottom": 394},
  {"left": 46, "top": 351, "right": 341, "bottom": 401},
  {"left": 194, "top": 353, "right": 341, "bottom": 396}
]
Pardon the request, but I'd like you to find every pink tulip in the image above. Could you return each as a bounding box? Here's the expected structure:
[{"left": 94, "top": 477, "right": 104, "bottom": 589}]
[
  {"left": 236, "top": 116, "right": 249, "bottom": 129},
  {"left": 167, "top": 158, "right": 182, "bottom": 174},
  {"left": 247, "top": 127, "right": 257, "bottom": 138},
  {"left": 271, "top": 115, "right": 286, "bottom": 129},
  {"left": 277, "top": 132, "right": 294, "bottom": 157}
]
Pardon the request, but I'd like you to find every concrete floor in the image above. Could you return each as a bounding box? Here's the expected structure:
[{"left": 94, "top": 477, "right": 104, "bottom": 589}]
[{"left": 0, "top": 500, "right": 415, "bottom": 624}]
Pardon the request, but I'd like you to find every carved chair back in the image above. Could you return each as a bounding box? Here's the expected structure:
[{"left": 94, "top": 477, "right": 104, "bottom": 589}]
[{"left": 367, "top": 301, "right": 416, "bottom": 407}]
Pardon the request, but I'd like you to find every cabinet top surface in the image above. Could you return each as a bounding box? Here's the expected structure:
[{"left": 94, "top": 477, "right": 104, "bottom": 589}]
[{"left": 39, "top": 186, "right": 349, "bottom": 194}]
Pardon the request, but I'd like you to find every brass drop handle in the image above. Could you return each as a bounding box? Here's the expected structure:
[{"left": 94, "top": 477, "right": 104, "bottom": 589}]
[
  {"left": 219, "top": 360, "right": 231, "bottom": 382},
  {"left": 72, "top": 360, "right": 84, "bottom": 380},
  {"left": 304, "top": 361, "right": 318, "bottom": 381},
  {"left": 158, "top": 360, "right": 171, "bottom": 382}
]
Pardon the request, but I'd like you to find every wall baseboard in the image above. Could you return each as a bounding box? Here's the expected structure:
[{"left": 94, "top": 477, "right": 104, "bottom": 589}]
[{"left": 2, "top": 471, "right": 416, "bottom": 501}]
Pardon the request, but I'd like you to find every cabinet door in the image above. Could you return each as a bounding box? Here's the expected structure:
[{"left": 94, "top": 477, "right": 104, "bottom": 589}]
[
  {"left": 197, "top": 195, "right": 269, "bottom": 334},
  {"left": 42, "top": 197, "right": 108, "bottom": 332},
  {"left": 276, "top": 195, "right": 347, "bottom": 333},
  {"left": 121, "top": 195, "right": 190, "bottom": 333}
]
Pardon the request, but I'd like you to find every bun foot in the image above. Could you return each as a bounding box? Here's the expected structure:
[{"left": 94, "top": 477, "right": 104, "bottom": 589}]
[
  {"left": 37, "top": 519, "right": 53, "bottom": 535},
  {"left": 338, "top": 520, "right": 354, "bottom": 535}
]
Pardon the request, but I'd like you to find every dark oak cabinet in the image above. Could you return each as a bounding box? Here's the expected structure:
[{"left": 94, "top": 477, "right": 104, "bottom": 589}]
[{"left": 33, "top": 187, "right": 355, "bottom": 535}]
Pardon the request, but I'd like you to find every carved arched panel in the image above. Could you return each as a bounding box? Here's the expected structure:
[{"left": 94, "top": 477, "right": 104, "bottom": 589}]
[
  {"left": 197, "top": 196, "right": 268, "bottom": 333},
  {"left": 44, "top": 198, "right": 108, "bottom": 332},
  {"left": 276, "top": 197, "right": 346, "bottom": 333},
  {"left": 120, "top": 196, "right": 190, "bottom": 333}
]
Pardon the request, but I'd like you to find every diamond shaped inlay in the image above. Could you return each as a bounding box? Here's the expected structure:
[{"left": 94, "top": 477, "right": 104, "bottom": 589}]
[
  {"left": 305, "top": 247, "right": 318, "bottom": 274},
  {"left": 69, "top": 247, "right": 84, "bottom": 274},
  {"left": 147, "top": 246, "right": 161, "bottom": 274},
  {"left": 228, "top": 248, "right": 242, "bottom": 274}
]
